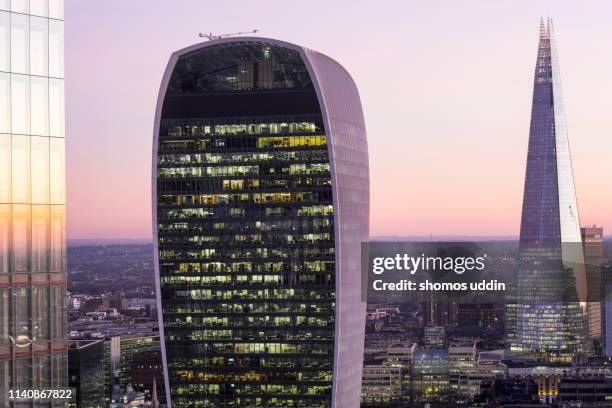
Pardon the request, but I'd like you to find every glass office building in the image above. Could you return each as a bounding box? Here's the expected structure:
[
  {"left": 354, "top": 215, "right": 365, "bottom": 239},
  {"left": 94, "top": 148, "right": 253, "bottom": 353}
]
[
  {"left": 0, "top": 0, "right": 66, "bottom": 406},
  {"left": 153, "top": 38, "right": 369, "bottom": 407},
  {"left": 108, "top": 334, "right": 160, "bottom": 392},
  {"left": 507, "top": 19, "right": 586, "bottom": 361},
  {"left": 68, "top": 340, "right": 105, "bottom": 408}
]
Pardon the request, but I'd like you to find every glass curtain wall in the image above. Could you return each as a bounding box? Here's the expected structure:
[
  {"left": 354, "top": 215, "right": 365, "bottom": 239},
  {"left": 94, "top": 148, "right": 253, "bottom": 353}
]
[
  {"left": 157, "top": 43, "right": 336, "bottom": 407},
  {"left": 0, "top": 0, "right": 66, "bottom": 406}
]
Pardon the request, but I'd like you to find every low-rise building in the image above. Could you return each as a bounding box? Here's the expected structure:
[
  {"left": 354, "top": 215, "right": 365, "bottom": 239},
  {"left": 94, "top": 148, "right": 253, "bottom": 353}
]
[{"left": 361, "top": 365, "right": 403, "bottom": 406}]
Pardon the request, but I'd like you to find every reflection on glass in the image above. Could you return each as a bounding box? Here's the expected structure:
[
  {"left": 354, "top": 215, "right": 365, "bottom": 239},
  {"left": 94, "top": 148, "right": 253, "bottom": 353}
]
[
  {"left": 33, "top": 354, "right": 51, "bottom": 388},
  {"left": 10, "top": 0, "right": 29, "bottom": 14},
  {"left": 31, "top": 136, "right": 49, "bottom": 202},
  {"left": 14, "top": 356, "right": 31, "bottom": 388},
  {"left": 30, "top": 16, "right": 49, "bottom": 76},
  {"left": 32, "top": 285, "right": 50, "bottom": 339},
  {"left": 0, "top": 134, "right": 10, "bottom": 202},
  {"left": 49, "top": 78, "right": 64, "bottom": 136},
  {"left": 0, "top": 287, "right": 8, "bottom": 341},
  {"left": 12, "top": 204, "right": 30, "bottom": 272},
  {"left": 10, "top": 12, "right": 28, "bottom": 74},
  {"left": 31, "top": 205, "right": 49, "bottom": 272},
  {"left": 0, "top": 11, "right": 9, "bottom": 71},
  {"left": 3, "top": 0, "right": 66, "bottom": 394},
  {"left": 14, "top": 286, "right": 29, "bottom": 337},
  {"left": 51, "top": 352, "right": 67, "bottom": 388},
  {"left": 49, "top": 19, "right": 63, "bottom": 78},
  {"left": 11, "top": 134, "right": 30, "bottom": 203},
  {"left": 31, "top": 76, "right": 49, "bottom": 136},
  {"left": 50, "top": 137, "right": 65, "bottom": 203},
  {"left": 50, "top": 284, "right": 64, "bottom": 339},
  {"left": 0, "top": 359, "right": 8, "bottom": 407},
  {"left": 11, "top": 74, "right": 30, "bottom": 135},
  {"left": 0, "top": 73, "right": 10, "bottom": 133},
  {"left": 0, "top": 204, "right": 9, "bottom": 273},
  {"left": 30, "top": 0, "right": 49, "bottom": 17},
  {"left": 48, "top": 0, "right": 63, "bottom": 20},
  {"left": 50, "top": 204, "right": 64, "bottom": 272}
]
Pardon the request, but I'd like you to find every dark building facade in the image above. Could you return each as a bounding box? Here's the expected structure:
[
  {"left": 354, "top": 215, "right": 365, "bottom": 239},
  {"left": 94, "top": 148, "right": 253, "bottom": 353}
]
[
  {"left": 130, "top": 350, "right": 164, "bottom": 400},
  {"left": 108, "top": 334, "right": 160, "bottom": 394},
  {"left": 581, "top": 226, "right": 605, "bottom": 343},
  {"left": 153, "top": 38, "right": 369, "bottom": 407},
  {"left": 602, "top": 265, "right": 612, "bottom": 356},
  {"left": 68, "top": 340, "right": 105, "bottom": 408},
  {"left": 557, "top": 377, "right": 612, "bottom": 403}
]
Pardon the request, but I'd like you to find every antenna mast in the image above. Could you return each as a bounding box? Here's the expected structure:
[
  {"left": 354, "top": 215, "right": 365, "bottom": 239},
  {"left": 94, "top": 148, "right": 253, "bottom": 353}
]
[{"left": 199, "top": 30, "right": 259, "bottom": 41}]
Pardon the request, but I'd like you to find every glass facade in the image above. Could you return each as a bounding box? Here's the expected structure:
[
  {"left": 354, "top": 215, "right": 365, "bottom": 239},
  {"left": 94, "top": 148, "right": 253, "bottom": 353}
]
[
  {"left": 68, "top": 340, "right": 105, "bottom": 408},
  {"left": 156, "top": 43, "right": 337, "bottom": 407},
  {"left": 109, "top": 334, "right": 160, "bottom": 392},
  {"left": 507, "top": 19, "right": 586, "bottom": 361},
  {"left": 0, "top": 0, "right": 66, "bottom": 406}
]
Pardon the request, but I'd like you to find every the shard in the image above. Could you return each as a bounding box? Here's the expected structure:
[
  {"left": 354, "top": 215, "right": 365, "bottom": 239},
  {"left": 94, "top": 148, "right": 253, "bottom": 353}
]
[{"left": 507, "top": 19, "right": 587, "bottom": 361}]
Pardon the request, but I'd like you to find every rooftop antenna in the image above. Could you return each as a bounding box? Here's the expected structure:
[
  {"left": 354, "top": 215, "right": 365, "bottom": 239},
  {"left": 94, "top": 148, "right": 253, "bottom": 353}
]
[{"left": 199, "top": 30, "right": 259, "bottom": 41}]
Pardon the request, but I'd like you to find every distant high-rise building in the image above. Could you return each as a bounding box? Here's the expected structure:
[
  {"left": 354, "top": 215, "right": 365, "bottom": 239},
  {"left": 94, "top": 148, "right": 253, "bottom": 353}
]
[
  {"left": 450, "top": 303, "right": 500, "bottom": 329},
  {"left": 0, "top": 1, "right": 67, "bottom": 404},
  {"left": 424, "top": 295, "right": 447, "bottom": 327},
  {"left": 153, "top": 38, "right": 369, "bottom": 407},
  {"left": 507, "top": 19, "right": 587, "bottom": 361},
  {"left": 581, "top": 226, "right": 604, "bottom": 341},
  {"left": 602, "top": 265, "right": 612, "bottom": 356},
  {"left": 424, "top": 326, "right": 446, "bottom": 348},
  {"left": 108, "top": 334, "right": 160, "bottom": 393},
  {"left": 129, "top": 350, "right": 164, "bottom": 402},
  {"left": 68, "top": 340, "right": 106, "bottom": 408}
]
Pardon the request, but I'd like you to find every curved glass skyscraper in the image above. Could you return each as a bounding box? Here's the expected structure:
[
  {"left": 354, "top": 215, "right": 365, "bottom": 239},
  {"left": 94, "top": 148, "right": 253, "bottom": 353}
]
[
  {"left": 153, "top": 38, "right": 369, "bottom": 407},
  {"left": 507, "top": 19, "right": 586, "bottom": 362},
  {"left": 0, "top": 0, "right": 67, "bottom": 405}
]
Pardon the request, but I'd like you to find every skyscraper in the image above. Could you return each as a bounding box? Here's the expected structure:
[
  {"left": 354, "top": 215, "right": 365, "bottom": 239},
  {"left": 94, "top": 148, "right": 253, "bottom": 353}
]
[
  {"left": 507, "top": 19, "right": 587, "bottom": 361},
  {"left": 0, "top": 0, "right": 67, "bottom": 405},
  {"left": 68, "top": 340, "right": 105, "bottom": 408},
  {"left": 581, "top": 226, "right": 604, "bottom": 342},
  {"left": 153, "top": 38, "right": 369, "bottom": 407},
  {"left": 602, "top": 265, "right": 612, "bottom": 356}
]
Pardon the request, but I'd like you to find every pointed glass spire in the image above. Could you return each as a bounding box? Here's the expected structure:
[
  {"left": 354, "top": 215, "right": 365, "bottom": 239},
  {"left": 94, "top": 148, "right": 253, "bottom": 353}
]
[{"left": 507, "top": 19, "right": 587, "bottom": 362}]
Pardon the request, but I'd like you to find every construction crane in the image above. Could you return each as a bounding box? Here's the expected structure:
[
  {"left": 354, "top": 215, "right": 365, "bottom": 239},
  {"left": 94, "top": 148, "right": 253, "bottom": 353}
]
[{"left": 199, "top": 30, "right": 259, "bottom": 41}]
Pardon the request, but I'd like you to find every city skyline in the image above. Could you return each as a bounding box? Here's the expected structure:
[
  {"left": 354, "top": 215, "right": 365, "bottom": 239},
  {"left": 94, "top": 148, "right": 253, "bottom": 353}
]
[
  {"left": 3, "top": 2, "right": 612, "bottom": 406},
  {"left": 65, "top": 1, "right": 612, "bottom": 239}
]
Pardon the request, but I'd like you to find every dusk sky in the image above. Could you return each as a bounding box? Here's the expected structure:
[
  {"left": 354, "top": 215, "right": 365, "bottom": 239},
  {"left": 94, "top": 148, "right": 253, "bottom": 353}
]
[{"left": 66, "top": 0, "right": 612, "bottom": 240}]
